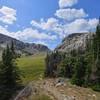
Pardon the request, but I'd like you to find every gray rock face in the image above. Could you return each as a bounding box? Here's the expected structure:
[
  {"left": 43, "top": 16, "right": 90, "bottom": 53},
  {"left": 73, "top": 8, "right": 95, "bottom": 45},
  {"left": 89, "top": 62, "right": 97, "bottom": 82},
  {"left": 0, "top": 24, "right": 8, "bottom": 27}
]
[
  {"left": 55, "top": 32, "right": 94, "bottom": 53},
  {"left": 0, "top": 33, "right": 50, "bottom": 55}
]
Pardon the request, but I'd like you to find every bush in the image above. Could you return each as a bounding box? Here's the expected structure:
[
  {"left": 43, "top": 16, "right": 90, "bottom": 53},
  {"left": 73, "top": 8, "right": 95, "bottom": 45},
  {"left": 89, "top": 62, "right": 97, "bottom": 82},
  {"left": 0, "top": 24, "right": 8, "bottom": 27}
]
[{"left": 92, "top": 84, "right": 100, "bottom": 92}]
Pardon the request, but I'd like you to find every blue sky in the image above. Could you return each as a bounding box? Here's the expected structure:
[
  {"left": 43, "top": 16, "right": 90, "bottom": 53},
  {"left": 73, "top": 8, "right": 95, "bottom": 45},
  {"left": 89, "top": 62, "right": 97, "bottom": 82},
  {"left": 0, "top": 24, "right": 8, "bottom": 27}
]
[{"left": 0, "top": 0, "right": 100, "bottom": 49}]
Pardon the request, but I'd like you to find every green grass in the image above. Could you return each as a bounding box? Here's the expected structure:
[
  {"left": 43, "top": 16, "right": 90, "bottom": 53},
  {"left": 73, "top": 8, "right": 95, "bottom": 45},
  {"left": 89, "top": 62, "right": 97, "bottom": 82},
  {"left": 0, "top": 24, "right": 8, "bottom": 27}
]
[
  {"left": 30, "top": 94, "right": 52, "bottom": 100},
  {"left": 17, "top": 54, "right": 46, "bottom": 84}
]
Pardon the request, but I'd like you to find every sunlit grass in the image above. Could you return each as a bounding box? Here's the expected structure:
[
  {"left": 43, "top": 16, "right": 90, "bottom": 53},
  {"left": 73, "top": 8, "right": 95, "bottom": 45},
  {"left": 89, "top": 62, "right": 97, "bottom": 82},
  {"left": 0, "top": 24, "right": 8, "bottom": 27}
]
[
  {"left": 29, "top": 94, "right": 52, "bottom": 100},
  {"left": 17, "top": 53, "right": 46, "bottom": 84}
]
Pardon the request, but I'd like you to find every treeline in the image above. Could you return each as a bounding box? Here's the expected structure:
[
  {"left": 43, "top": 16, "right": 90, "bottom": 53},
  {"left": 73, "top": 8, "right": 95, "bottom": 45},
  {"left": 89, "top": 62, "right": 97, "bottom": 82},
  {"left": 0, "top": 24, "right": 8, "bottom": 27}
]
[
  {"left": 0, "top": 42, "right": 22, "bottom": 100},
  {"left": 45, "top": 19, "right": 100, "bottom": 91}
]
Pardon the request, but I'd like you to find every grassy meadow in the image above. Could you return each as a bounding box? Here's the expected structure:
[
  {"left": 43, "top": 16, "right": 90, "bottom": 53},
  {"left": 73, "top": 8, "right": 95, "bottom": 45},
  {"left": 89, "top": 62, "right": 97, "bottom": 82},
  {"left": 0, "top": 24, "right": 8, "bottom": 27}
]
[{"left": 17, "top": 53, "right": 46, "bottom": 84}]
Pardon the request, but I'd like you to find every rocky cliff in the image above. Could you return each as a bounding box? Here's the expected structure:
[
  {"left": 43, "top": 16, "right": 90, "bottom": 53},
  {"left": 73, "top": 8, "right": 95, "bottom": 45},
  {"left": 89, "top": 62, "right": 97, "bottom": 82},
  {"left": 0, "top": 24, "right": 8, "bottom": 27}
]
[{"left": 55, "top": 32, "right": 94, "bottom": 53}]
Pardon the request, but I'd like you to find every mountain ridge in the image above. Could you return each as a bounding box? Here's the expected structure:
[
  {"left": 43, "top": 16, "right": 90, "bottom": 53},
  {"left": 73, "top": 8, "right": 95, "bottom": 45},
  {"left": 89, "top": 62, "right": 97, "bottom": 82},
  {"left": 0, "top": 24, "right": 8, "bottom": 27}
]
[{"left": 0, "top": 33, "right": 50, "bottom": 56}]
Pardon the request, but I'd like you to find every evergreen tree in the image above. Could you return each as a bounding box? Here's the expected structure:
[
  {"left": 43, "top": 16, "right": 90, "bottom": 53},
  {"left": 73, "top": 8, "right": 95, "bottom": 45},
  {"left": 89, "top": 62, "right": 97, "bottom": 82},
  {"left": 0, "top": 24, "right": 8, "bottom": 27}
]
[
  {"left": 84, "top": 53, "right": 92, "bottom": 86},
  {"left": 0, "top": 44, "right": 21, "bottom": 100},
  {"left": 95, "top": 18, "right": 100, "bottom": 80},
  {"left": 11, "top": 41, "right": 16, "bottom": 59},
  {"left": 91, "top": 18, "right": 100, "bottom": 91},
  {"left": 45, "top": 53, "right": 50, "bottom": 77},
  {"left": 58, "top": 56, "right": 75, "bottom": 78},
  {"left": 45, "top": 51, "right": 62, "bottom": 77},
  {"left": 71, "top": 56, "right": 87, "bottom": 86}
]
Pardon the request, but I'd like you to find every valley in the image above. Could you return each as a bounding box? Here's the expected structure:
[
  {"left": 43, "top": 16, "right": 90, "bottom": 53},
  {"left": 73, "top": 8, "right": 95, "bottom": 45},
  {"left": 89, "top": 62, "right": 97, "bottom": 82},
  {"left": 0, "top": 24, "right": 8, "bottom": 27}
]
[
  {"left": 15, "top": 53, "right": 100, "bottom": 100},
  {"left": 17, "top": 53, "right": 46, "bottom": 84},
  {"left": 0, "top": 31, "right": 100, "bottom": 100},
  {"left": 0, "top": 0, "right": 100, "bottom": 100}
]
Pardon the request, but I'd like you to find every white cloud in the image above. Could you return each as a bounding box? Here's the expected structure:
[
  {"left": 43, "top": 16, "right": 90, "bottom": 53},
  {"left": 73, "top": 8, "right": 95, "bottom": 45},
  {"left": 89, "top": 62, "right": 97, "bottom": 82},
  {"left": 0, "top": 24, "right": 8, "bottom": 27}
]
[
  {"left": 31, "top": 18, "right": 59, "bottom": 31},
  {"left": 31, "top": 17, "right": 98, "bottom": 39},
  {"left": 55, "top": 8, "right": 88, "bottom": 21},
  {"left": 64, "top": 18, "right": 98, "bottom": 34},
  {"left": 0, "top": 6, "right": 16, "bottom": 24},
  {"left": 0, "top": 26, "right": 57, "bottom": 42},
  {"left": 59, "top": 0, "right": 78, "bottom": 8},
  {"left": 88, "top": 18, "right": 98, "bottom": 29},
  {"left": 0, "top": 18, "right": 98, "bottom": 48},
  {"left": 4, "top": 25, "right": 8, "bottom": 28},
  {"left": 0, "top": 2, "right": 98, "bottom": 49},
  {"left": 55, "top": 0, "right": 98, "bottom": 38},
  {"left": 30, "top": 20, "right": 40, "bottom": 28},
  {"left": 41, "top": 18, "right": 58, "bottom": 30},
  {"left": 34, "top": 40, "right": 48, "bottom": 46},
  {"left": 16, "top": 28, "right": 57, "bottom": 41},
  {"left": 31, "top": 18, "right": 65, "bottom": 38}
]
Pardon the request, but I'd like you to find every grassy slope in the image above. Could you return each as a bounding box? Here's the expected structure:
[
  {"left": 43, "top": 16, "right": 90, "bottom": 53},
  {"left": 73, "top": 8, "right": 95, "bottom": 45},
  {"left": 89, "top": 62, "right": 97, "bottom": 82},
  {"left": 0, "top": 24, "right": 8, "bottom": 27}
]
[
  {"left": 17, "top": 53, "right": 46, "bottom": 84},
  {"left": 28, "top": 94, "right": 52, "bottom": 100}
]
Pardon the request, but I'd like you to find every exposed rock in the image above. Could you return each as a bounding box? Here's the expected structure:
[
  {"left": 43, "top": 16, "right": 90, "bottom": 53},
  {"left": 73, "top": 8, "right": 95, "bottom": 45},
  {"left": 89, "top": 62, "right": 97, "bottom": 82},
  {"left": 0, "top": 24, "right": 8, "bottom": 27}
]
[
  {"left": 14, "top": 85, "right": 32, "bottom": 100},
  {"left": 55, "top": 32, "right": 94, "bottom": 53}
]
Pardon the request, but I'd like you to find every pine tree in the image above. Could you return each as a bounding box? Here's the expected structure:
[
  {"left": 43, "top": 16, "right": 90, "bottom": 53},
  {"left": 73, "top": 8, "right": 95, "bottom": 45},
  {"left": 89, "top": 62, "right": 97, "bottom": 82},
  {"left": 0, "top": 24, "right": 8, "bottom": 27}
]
[
  {"left": 95, "top": 18, "right": 100, "bottom": 74},
  {"left": 0, "top": 44, "right": 21, "bottom": 100},
  {"left": 71, "top": 56, "right": 87, "bottom": 86},
  {"left": 92, "top": 19, "right": 99, "bottom": 75},
  {"left": 92, "top": 18, "right": 100, "bottom": 90},
  {"left": 58, "top": 56, "right": 74, "bottom": 78},
  {"left": 45, "top": 51, "right": 62, "bottom": 77},
  {"left": 11, "top": 41, "right": 16, "bottom": 59},
  {"left": 45, "top": 53, "right": 50, "bottom": 77}
]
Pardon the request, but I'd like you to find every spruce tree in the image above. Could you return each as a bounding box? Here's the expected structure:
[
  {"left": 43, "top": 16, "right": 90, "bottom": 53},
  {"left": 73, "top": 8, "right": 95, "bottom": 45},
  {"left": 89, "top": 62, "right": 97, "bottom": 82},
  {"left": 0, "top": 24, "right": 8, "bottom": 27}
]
[
  {"left": 71, "top": 56, "right": 87, "bottom": 86},
  {"left": 58, "top": 56, "right": 74, "bottom": 78},
  {"left": 11, "top": 41, "right": 16, "bottom": 58},
  {"left": 92, "top": 18, "right": 100, "bottom": 91},
  {"left": 45, "top": 53, "right": 50, "bottom": 77},
  {"left": 0, "top": 44, "right": 21, "bottom": 100},
  {"left": 82, "top": 18, "right": 100, "bottom": 90},
  {"left": 45, "top": 51, "right": 62, "bottom": 77}
]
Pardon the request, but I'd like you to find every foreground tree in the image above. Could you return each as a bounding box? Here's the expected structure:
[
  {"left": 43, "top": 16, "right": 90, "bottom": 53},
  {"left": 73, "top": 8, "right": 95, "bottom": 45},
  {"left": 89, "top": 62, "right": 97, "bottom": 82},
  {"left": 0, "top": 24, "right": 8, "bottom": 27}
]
[
  {"left": 91, "top": 18, "right": 100, "bottom": 91},
  {"left": 0, "top": 43, "right": 21, "bottom": 100}
]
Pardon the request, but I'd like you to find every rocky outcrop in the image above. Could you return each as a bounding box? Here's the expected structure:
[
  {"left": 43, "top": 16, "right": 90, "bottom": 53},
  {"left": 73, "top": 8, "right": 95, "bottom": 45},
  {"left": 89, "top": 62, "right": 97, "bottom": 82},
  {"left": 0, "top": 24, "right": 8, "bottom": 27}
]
[
  {"left": 14, "top": 79, "right": 100, "bottom": 100},
  {"left": 55, "top": 32, "right": 94, "bottom": 53}
]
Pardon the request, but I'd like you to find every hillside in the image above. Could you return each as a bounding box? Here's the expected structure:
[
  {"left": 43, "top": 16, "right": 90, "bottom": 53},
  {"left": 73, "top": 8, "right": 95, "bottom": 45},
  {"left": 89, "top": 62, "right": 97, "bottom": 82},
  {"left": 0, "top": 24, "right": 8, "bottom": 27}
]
[
  {"left": 15, "top": 79, "right": 100, "bottom": 100},
  {"left": 55, "top": 32, "right": 94, "bottom": 53},
  {"left": 0, "top": 33, "right": 50, "bottom": 56}
]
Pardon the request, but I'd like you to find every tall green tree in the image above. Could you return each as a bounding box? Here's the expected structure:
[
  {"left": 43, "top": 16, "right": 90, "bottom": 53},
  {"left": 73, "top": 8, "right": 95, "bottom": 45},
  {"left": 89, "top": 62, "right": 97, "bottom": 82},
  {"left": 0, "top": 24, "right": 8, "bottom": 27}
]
[
  {"left": 58, "top": 56, "right": 75, "bottom": 78},
  {"left": 11, "top": 41, "right": 16, "bottom": 58},
  {"left": 45, "top": 51, "right": 62, "bottom": 77},
  {"left": 0, "top": 44, "right": 21, "bottom": 100},
  {"left": 71, "top": 56, "right": 87, "bottom": 86},
  {"left": 91, "top": 18, "right": 100, "bottom": 91}
]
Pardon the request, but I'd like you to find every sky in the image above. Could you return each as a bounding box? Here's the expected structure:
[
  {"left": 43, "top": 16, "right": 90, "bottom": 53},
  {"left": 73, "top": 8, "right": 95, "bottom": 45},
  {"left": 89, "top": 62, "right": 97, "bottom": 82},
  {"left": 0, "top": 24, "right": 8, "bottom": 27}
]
[{"left": 0, "top": 0, "right": 100, "bottom": 49}]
